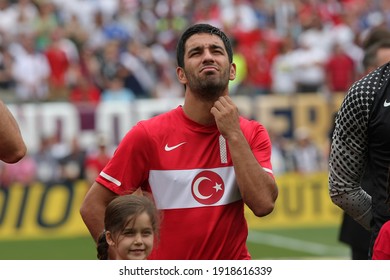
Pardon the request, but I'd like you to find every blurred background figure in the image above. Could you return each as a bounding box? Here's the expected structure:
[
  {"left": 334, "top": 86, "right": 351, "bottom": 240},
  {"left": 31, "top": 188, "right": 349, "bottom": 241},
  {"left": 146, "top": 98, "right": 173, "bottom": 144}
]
[
  {"left": 101, "top": 74, "right": 135, "bottom": 102},
  {"left": 10, "top": 32, "right": 50, "bottom": 102},
  {"left": 291, "top": 32, "right": 328, "bottom": 94},
  {"left": 84, "top": 134, "right": 112, "bottom": 188},
  {"left": 290, "top": 127, "right": 326, "bottom": 175},
  {"left": 32, "top": 135, "right": 61, "bottom": 184},
  {"left": 152, "top": 65, "right": 183, "bottom": 99},
  {"left": 325, "top": 42, "right": 357, "bottom": 94},
  {"left": 68, "top": 64, "right": 101, "bottom": 106},
  {"left": 229, "top": 37, "right": 248, "bottom": 95},
  {"left": 0, "top": 43, "right": 15, "bottom": 102},
  {"left": 0, "top": 151, "right": 36, "bottom": 188},
  {"left": 58, "top": 137, "right": 86, "bottom": 183},
  {"left": 44, "top": 27, "right": 71, "bottom": 101},
  {"left": 271, "top": 35, "right": 296, "bottom": 95},
  {"left": 268, "top": 129, "right": 292, "bottom": 176}
]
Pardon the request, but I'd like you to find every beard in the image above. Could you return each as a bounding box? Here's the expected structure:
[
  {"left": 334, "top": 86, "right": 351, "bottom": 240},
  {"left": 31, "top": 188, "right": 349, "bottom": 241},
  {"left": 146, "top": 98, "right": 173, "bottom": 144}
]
[{"left": 184, "top": 67, "right": 230, "bottom": 102}]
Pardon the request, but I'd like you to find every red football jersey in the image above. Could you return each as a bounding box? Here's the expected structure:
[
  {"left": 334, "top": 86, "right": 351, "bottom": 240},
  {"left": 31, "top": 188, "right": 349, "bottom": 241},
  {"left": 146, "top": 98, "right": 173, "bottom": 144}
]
[
  {"left": 96, "top": 106, "right": 273, "bottom": 259},
  {"left": 372, "top": 220, "right": 390, "bottom": 260}
]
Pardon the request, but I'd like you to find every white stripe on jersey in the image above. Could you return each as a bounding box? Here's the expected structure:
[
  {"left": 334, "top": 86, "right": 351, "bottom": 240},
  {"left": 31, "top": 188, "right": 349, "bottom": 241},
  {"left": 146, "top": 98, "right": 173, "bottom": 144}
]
[
  {"left": 100, "top": 171, "right": 122, "bottom": 186},
  {"left": 263, "top": 167, "right": 273, "bottom": 174},
  {"left": 219, "top": 135, "right": 227, "bottom": 163},
  {"left": 149, "top": 166, "right": 242, "bottom": 210}
]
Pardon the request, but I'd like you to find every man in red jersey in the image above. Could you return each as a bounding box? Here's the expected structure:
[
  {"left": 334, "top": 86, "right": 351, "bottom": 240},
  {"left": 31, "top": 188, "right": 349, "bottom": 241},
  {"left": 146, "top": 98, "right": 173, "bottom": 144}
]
[{"left": 80, "top": 23, "right": 278, "bottom": 260}]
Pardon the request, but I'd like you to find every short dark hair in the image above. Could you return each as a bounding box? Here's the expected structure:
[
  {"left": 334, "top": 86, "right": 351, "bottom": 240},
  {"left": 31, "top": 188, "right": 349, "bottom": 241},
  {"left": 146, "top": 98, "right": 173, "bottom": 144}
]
[
  {"left": 176, "top": 23, "right": 233, "bottom": 68},
  {"left": 362, "top": 26, "right": 390, "bottom": 51},
  {"left": 363, "top": 39, "right": 390, "bottom": 70}
]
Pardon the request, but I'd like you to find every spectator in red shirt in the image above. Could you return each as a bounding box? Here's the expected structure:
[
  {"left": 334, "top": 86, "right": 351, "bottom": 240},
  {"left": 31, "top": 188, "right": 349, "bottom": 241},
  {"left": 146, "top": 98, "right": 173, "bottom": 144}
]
[
  {"left": 325, "top": 42, "right": 356, "bottom": 93},
  {"left": 68, "top": 65, "right": 101, "bottom": 105},
  {"left": 44, "top": 28, "right": 70, "bottom": 101},
  {"left": 242, "top": 39, "right": 275, "bottom": 95},
  {"left": 84, "top": 135, "right": 112, "bottom": 188}
]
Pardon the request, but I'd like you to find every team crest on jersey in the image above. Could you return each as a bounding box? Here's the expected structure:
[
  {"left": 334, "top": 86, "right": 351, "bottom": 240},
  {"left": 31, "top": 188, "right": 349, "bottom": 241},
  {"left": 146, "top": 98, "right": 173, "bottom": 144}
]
[{"left": 191, "top": 170, "right": 225, "bottom": 205}]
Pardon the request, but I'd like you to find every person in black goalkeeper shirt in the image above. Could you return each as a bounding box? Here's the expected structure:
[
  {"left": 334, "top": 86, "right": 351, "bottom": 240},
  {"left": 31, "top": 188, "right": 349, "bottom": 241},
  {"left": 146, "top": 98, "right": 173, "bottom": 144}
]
[
  {"left": 336, "top": 38, "right": 390, "bottom": 259},
  {"left": 329, "top": 38, "right": 390, "bottom": 259}
]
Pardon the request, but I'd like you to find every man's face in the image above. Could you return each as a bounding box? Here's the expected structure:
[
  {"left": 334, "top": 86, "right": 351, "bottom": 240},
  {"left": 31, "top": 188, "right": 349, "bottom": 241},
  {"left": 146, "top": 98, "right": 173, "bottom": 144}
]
[
  {"left": 178, "top": 33, "right": 235, "bottom": 101},
  {"left": 377, "top": 48, "right": 390, "bottom": 67}
]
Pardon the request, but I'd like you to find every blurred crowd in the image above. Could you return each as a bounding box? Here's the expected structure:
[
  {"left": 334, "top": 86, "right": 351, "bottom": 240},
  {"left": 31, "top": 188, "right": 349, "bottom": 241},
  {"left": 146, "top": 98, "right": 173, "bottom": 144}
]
[
  {"left": 1, "top": 0, "right": 390, "bottom": 186},
  {"left": 0, "top": 123, "right": 328, "bottom": 188},
  {"left": 0, "top": 132, "right": 114, "bottom": 188},
  {"left": 0, "top": 0, "right": 389, "bottom": 104}
]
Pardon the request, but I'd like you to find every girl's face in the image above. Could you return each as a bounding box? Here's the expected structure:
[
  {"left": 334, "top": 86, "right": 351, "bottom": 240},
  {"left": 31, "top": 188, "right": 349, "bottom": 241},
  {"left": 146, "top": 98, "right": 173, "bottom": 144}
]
[{"left": 107, "top": 212, "right": 154, "bottom": 260}]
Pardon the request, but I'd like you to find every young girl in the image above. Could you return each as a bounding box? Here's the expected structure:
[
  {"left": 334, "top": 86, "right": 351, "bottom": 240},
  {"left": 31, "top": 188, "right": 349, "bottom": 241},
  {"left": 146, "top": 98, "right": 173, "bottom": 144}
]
[{"left": 97, "top": 194, "right": 159, "bottom": 260}]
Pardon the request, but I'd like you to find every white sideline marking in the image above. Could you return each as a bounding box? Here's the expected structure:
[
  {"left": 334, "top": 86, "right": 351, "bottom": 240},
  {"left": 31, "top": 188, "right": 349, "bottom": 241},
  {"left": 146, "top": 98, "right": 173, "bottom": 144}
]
[{"left": 248, "top": 231, "right": 348, "bottom": 256}]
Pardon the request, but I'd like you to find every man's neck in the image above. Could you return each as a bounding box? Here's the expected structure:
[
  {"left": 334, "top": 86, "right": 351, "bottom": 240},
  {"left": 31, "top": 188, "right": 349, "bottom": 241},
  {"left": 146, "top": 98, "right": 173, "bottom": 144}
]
[{"left": 182, "top": 96, "right": 216, "bottom": 126}]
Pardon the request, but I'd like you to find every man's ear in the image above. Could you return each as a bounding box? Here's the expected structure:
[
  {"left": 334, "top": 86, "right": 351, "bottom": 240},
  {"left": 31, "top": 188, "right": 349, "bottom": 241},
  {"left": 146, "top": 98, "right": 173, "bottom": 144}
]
[
  {"left": 229, "top": 63, "right": 236, "bottom": 81},
  {"left": 176, "top": 67, "right": 187, "bottom": 85}
]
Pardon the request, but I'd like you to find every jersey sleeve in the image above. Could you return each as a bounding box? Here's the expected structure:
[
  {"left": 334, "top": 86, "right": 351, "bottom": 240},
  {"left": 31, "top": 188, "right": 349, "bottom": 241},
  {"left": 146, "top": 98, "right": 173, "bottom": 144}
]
[
  {"left": 96, "top": 122, "right": 151, "bottom": 195},
  {"left": 245, "top": 120, "right": 274, "bottom": 178},
  {"left": 328, "top": 72, "right": 377, "bottom": 229}
]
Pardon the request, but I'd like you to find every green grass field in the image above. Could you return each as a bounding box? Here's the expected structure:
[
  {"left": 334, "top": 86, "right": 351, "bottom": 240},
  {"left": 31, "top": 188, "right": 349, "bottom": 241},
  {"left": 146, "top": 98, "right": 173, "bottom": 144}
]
[
  {"left": 0, "top": 226, "right": 350, "bottom": 260},
  {"left": 247, "top": 227, "right": 349, "bottom": 259}
]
